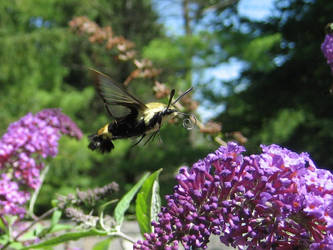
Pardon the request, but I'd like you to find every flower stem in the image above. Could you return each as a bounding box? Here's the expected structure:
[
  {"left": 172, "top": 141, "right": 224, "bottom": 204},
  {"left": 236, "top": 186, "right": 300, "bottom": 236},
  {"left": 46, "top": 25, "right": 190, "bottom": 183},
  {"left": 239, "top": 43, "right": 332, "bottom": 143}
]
[
  {"left": 29, "top": 165, "right": 50, "bottom": 219},
  {"left": 108, "top": 231, "right": 136, "bottom": 244}
]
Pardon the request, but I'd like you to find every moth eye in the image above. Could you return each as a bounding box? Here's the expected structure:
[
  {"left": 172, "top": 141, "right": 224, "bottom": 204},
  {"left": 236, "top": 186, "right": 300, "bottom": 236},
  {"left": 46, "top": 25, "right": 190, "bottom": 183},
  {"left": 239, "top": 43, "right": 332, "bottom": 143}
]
[{"left": 183, "top": 118, "right": 194, "bottom": 130}]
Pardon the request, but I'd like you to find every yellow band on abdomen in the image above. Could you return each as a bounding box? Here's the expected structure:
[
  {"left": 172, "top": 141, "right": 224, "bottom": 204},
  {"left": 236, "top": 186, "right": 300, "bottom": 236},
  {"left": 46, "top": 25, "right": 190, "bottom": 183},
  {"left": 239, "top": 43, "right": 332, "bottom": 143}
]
[{"left": 98, "top": 124, "right": 110, "bottom": 135}]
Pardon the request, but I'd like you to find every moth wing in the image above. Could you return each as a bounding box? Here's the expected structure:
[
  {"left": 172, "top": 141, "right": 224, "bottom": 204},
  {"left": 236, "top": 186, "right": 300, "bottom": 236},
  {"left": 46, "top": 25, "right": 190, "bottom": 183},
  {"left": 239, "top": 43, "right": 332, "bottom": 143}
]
[{"left": 90, "top": 69, "right": 147, "bottom": 119}]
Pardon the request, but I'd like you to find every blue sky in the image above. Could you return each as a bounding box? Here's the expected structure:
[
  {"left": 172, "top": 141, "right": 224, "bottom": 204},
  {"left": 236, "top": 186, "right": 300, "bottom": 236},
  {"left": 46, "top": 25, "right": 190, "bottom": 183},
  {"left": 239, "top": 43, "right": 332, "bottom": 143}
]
[
  {"left": 154, "top": 0, "right": 275, "bottom": 34},
  {"left": 239, "top": 0, "right": 275, "bottom": 20}
]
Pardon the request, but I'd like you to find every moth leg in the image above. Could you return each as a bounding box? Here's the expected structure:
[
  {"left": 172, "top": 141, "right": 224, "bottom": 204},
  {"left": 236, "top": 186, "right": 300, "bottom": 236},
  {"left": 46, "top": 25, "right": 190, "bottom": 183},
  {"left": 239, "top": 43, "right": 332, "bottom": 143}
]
[
  {"left": 157, "top": 132, "right": 163, "bottom": 144},
  {"left": 131, "top": 134, "right": 146, "bottom": 148},
  {"left": 157, "top": 115, "right": 162, "bottom": 131},
  {"left": 154, "top": 117, "right": 163, "bottom": 144},
  {"left": 144, "top": 131, "right": 158, "bottom": 146}
]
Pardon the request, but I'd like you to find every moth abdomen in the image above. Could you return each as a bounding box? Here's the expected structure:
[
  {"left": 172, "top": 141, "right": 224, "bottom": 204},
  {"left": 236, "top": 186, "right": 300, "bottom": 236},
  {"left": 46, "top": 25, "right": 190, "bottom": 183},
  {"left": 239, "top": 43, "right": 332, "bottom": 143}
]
[{"left": 88, "top": 134, "right": 114, "bottom": 153}]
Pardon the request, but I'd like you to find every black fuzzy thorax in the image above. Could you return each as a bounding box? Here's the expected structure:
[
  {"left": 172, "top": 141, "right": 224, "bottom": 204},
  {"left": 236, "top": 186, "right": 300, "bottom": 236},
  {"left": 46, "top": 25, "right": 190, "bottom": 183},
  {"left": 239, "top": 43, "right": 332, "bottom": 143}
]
[{"left": 109, "top": 110, "right": 165, "bottom": 139}]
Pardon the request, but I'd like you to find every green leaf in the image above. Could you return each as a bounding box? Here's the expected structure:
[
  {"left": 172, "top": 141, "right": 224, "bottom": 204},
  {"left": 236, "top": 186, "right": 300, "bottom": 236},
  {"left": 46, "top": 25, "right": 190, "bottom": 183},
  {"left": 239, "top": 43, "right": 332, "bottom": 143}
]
[
  {"left": 51, "top": 199, "right": 58, "bottom": 207},
  {"left": 259, "top": 109, "right": 306, "bottom": 144},
  {"left": 33, "top": 223, "right": 44, "bottom": 236},
  {"left": 92, "top": 237, "right": 112, "bottom": 250},
  {"left": 19, "top": 227, "right": 39, "bottom": 241},
  {"left": 49, "top": 223, "right": 73, "bottom": 233},
  {"left": 8, "top": 242, "right": 23, "bottom": 249},
  {"left": 51, "top": 210, "right": 62, "bottom": 228},
  {"left": 0, "top": 234, "right": 9, "bottom": 245},
  {"left": 0, "top": 217, "right": 8, "bottom": 234},
  {"left": 114, "top": 172, "right": 150, "bottom": 226},
  {"left": 22, "top": 229, "right": 107, "bottom": 249},
  {"left": 136, "top": 169, "right": 162, "bottom": 235}
]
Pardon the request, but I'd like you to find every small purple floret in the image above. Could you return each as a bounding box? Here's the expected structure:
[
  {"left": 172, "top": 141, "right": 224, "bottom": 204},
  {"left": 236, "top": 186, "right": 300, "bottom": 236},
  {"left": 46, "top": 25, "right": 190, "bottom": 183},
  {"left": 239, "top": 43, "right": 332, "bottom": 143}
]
[{"left": 321, "top": 32, "right": 333, "bottom": 73}]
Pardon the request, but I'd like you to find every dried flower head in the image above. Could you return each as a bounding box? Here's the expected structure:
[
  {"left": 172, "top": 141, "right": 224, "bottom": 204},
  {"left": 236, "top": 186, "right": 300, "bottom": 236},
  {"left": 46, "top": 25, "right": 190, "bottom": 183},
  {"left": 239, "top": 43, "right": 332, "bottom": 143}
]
[
  {"left": 153, "top": 81, "right": 170, "bottom": 99},
  {"left": 65, "top": 207, "right": 99, "bottom": 228},
  {"left": 199, "top": 121, "right": 222, "bottom": 134},
  {"left": 76, "top": 182, "right": 119, "bottom": 205},
  {"left": 134, "top": 143, "right": 333, "bottom": 249},
  {"left": 57, "top": 182, "right": 119, "bottom": 209},
  {"left": 69, "top": 16, "right": 136, "bottom": 62}
]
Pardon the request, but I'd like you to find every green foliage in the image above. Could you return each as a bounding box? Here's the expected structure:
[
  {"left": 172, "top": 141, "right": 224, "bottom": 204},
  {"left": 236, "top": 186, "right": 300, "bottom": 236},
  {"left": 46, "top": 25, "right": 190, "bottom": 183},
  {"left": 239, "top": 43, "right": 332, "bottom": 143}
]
[
  {"left": 22, "top": 229, "right": 107, "bottom": 249},
  {"left": 2, "top": 170, "right": 164, "bottom": 249},
  {"left": 114, "top": 173, "right": 149, "bottom": 226},
  {"left": 143, "top": 38, "right": 185, "bottom": 69},
  {"left": 0, "top": 28, "right": 71, "bottom": 128},
  {"left": 258, "top": 109, "right": 306, "bottom": 144},
  {"left": 243, "top": 33, "right": 282, "bottom": 71},
  {"left": 143, "top": 32, "right": 218, "bottom": 81},
  {"left": 136, "top": 169, "right": 162, "bottom": 235}
]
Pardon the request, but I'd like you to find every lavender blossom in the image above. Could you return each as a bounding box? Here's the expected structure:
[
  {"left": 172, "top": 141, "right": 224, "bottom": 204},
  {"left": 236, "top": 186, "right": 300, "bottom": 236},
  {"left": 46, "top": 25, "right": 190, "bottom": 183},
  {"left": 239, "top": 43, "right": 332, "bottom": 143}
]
[
  {"left": 0, "top": 109, "right": 82, "bottom": 217},
  {"left": 134, "top": 143, "right": 333, "bottom": 249},
  {"left": 0, "top": 174, "right": 29, "bottom": 216}
]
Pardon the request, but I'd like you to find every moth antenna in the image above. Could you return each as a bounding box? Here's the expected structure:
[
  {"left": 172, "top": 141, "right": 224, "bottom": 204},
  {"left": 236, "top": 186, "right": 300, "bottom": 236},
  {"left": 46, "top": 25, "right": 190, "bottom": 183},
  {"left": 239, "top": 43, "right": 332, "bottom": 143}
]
[
  {"left": 167, "top": 89, "right": 176, "bottom": 110},
  {"left": 172, "top": 87, "right": 193, "bottom": 105},
  {"left": 177, "top": 111, "right": 196, "bottom": 119}
]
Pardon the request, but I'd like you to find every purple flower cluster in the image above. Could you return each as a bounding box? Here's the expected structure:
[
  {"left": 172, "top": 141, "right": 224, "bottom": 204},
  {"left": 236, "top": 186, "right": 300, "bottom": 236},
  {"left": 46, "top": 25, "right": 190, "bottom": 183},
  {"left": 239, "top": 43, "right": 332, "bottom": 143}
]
[
  {"left": 0, "top": 174, "right": 29, "bottom": 216},
  {"left": 0, "top": 109, "right": 82, "bottom": 217},
  {"left": 134, "top": 143, "right": 333, "bottom": 249},
  {"left": 321, "top": 26, "right": 333, "bottom": 73}
]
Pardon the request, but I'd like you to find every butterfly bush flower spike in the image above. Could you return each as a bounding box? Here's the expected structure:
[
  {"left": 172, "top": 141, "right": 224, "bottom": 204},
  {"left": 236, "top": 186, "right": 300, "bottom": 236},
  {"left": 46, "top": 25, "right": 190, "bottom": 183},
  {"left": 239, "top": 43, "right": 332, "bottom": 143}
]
[
  {"left": 0, "top": 109, "right": 82, "bottom": 217},
  {"left": 134, "top": 142, "right": 333, "bottom": 249}
]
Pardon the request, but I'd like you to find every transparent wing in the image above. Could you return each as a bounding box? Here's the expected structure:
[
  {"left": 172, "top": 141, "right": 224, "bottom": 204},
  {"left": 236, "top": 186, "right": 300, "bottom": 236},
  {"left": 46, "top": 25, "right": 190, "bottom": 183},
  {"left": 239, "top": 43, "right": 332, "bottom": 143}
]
[{"left": 90, "top": 68, "right": 147, "bottom": 118}]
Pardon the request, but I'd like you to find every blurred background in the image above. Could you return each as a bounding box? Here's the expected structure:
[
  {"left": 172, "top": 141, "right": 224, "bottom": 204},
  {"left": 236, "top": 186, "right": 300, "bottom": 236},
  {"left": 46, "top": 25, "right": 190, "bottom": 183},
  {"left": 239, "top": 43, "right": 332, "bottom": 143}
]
[{"left": 1, "top": 0, "right": 332, "bottom": 213}]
